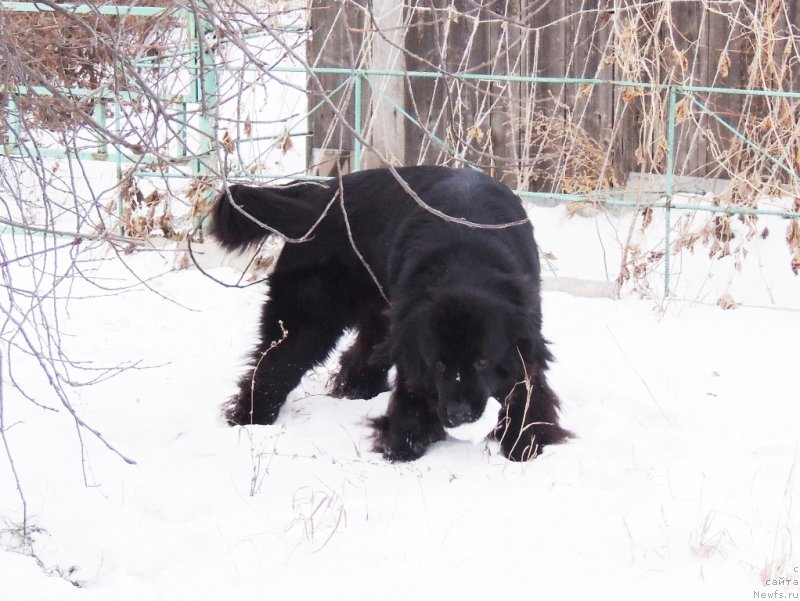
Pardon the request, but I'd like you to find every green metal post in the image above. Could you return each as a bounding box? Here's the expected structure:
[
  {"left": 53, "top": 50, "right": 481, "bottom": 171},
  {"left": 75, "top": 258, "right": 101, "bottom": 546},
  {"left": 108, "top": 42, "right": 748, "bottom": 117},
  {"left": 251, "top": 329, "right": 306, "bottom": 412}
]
[
  {"left": 93, "top": 100, "right": 108, "bottom": 159},
  {"left": 354, "top": 72, "right": 363, "bottom": 171},
  {"left": 189, "top": 4, "right": 218, "bottom": 176},
  {"left": 1, "top": 1, "right": 167, "bottom": 16},
  {"left": 177, "top": 101, "right": 188, "bottom": 159},
  {"left": 6, "top": 94, "right": 20, "bottom": 152},
  {"left": 114, "top": 101, "right": 125, "bottom": 236},
  {"left": 187, "top": 12, "right": 199, "bottom": 172},
  {"left": 189, "top": 3, "right": 218, "bottom": 239},
  {"left": 664, "top": 86, "right": 678, "bottom": 297}
]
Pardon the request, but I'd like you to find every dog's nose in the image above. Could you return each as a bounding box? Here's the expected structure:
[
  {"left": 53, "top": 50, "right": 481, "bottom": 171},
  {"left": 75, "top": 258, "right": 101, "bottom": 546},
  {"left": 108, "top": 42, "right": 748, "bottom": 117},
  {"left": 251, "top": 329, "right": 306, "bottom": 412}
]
[{"left": 446, "top": 402, "right": 474, "bottom": 427}]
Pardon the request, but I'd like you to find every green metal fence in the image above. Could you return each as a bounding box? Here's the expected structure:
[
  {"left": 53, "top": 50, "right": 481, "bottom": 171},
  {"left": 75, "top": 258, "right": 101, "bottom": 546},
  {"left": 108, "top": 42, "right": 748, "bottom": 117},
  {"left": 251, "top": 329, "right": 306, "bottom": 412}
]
[
  {"left": 2, "top": 2, "right": 799, "bottom": 294},
  {"left": 260, "top": 66, "right": 800, "bottom": 293}
]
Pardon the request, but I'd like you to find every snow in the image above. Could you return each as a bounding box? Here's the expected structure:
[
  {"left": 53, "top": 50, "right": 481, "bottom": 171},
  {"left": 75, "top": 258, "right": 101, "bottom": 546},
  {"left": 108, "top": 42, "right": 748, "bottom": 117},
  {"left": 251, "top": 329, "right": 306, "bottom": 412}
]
[
  {"left": 1, "top": 202, "right": 799, "bottom": 600},
  {"left": 444, "top": 396, "right": 501, "bottom": 443}
]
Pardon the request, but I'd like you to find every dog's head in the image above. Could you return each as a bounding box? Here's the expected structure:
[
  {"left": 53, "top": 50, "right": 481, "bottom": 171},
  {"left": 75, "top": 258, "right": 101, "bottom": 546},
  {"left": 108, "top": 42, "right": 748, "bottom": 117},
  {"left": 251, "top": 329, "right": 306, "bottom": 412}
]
[
  {"left": 388, "top": 283, "right": 542, "bottom": 429},
  {"left": 424, "top": 291, "right": 516, "bottom": 427}
]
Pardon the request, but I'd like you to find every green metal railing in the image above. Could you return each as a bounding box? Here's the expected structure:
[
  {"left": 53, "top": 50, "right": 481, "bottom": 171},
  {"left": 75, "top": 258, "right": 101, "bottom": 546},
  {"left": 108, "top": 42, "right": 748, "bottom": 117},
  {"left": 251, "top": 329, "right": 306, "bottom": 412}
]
[
  {"left": 259, "top": 66, "right": 800, "bottom": 293},
  {"left": 1, "top": 1, "right": 167, "bottom": 15}
]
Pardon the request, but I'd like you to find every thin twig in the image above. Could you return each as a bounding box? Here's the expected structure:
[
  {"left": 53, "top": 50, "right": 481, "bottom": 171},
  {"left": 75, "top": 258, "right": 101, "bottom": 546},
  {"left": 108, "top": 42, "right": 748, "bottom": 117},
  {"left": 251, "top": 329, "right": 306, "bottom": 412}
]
[{"left": 0, "top": 347, "right": 29, "bottom": 537}]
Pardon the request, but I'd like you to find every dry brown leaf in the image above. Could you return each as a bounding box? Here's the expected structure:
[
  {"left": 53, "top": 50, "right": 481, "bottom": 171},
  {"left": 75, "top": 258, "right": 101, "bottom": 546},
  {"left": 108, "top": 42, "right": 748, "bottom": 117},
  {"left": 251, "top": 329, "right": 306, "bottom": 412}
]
[
  {"left": 246, "top": 254, "right": 275, "bottom": 281},
  {"left": 713, "top": 216, "right": 735, "bottom": 243},
  {"left": 717, "top": 51, "right": 730, "bottom": 78},
  {"left": 565, "top": 201, "right": 599, "bottom": 218},
  {"left": 220, "top": 130, "right": 235, "bottom": 154},
  {"left": 143, "top": 190, "right": 160, "bottom": 207},
  {"left": 787, "top": 220, "right": 800, "bottom": 250},
  {"left": 641, "top": 207, "right": 653, "bottom": 230},
  {"left": 717, "top": 293, "right": 738, "bottom": 310},
  {"left": 159, "top": 212, "right": 173, "bottom": 238},
  {"left": 635, "top": 146, "right": 647, "bottom": 167},
  {"left": 279, "top": 131, "right": 294, "bottom": 154},
  {"left": 675, "top": 98, "right": 691, "bottom": 123},
  {"left": 467, "top": 125, "right": 485, "bottom": 143},
  {"left": 622, "top": 87, "right": 641, "bottom": 104},
  {"left": 655, "top": 138, "right": 668, "bottom": 164}
]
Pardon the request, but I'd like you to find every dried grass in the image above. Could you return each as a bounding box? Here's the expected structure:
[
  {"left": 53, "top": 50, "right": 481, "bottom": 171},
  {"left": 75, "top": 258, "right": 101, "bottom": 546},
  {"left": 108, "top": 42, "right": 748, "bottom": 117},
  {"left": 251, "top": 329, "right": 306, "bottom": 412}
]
[{"left": 689, "top": 511, "right": 733, "bottom": 559}]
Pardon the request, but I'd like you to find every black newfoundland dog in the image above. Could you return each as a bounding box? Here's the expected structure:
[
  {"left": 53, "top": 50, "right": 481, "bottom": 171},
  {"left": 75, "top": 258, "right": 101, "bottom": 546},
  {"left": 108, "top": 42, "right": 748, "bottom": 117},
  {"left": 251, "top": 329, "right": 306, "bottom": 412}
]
[{"left": 210, "top": 166, "right": 570, "bottom": 461}]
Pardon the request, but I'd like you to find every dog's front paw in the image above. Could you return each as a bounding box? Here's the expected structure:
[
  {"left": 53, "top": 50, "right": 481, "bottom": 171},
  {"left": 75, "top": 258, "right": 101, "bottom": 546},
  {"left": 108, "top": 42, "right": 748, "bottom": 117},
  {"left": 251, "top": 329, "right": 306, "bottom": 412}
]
[
  {"left": 382, "top": 439, "right": 428, "bottom": 462},
  {"left": 329, "top": 368, "right": 389, "bottom": 400},
  {"left": 500, "top": 435, "right": 541, "bottom": 461},
  {"left": 495, "top": 420, "right": 571, "bottom": 461},
  {"left": 369, "top": 415, "right": 432, "bottom": 462}
]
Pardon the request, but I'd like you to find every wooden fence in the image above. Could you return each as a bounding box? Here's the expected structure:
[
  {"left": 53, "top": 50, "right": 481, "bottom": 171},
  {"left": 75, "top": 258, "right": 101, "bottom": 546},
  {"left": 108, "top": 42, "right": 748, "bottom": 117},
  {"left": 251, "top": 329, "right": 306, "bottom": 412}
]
[{"left": 308, "top": 0, "right": 800, "bottom": 197}]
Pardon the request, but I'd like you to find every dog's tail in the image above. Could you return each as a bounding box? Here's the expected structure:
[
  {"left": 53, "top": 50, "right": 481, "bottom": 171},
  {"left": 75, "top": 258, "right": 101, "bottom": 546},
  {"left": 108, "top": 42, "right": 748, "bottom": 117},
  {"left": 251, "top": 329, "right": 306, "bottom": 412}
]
[{"left": 208, "top": 181, "right": 331, "bottom": 252}]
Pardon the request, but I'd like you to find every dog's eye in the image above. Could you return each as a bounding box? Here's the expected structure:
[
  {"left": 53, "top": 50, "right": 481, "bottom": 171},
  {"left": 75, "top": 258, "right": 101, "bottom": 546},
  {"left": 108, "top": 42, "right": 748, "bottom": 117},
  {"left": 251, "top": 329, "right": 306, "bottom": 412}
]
[
  {"left": 435, "top": 361, "right": 446, "bottom": 373},
  {"left": 474, "top": 358, "right": 489, "bottom": 370}
]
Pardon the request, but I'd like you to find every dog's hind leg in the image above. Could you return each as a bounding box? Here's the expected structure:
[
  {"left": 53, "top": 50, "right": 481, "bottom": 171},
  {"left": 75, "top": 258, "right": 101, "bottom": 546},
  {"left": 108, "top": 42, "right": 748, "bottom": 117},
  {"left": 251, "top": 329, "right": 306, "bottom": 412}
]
[
  {"left": 329, "top": 303, "right": 391, "bottom": 400},
  {"left": 224, "top": 267, "right": 353, "bottom": 426}
]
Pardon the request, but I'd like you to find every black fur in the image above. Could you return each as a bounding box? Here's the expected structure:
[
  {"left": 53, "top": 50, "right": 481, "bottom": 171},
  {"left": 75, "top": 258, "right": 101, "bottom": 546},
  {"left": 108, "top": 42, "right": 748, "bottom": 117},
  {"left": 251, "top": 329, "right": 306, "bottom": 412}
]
[{"left": 210, "top": 166, "right": 571, "bottom": 461}]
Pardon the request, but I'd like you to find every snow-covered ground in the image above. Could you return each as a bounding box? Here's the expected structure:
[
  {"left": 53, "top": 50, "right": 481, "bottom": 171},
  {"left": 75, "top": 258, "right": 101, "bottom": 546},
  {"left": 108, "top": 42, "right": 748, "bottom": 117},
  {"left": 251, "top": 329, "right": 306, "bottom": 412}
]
[{"left": 1, "top": 200, "right": 799, "bottom": 601}]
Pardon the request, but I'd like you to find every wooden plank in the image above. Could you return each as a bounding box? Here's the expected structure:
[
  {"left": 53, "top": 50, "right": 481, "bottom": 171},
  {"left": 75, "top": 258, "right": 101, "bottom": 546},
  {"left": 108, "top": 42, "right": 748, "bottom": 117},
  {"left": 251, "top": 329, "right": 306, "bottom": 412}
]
[
  {"left": 362, "top": 0, "right": 407, "bottom": 168},
  {"left": 403, "top": 0, "right": 444, "bottom": 165},
  {"left": 565, "top": 0, "right": 615, "bottom": 190},
  {"left": 784, "top": 0, "right": 800, "bottom": 89},
  {"left": 517, "top": 0, "right": 567, "bottom": 193},
  {"left": 765, "top": 0, "right": 800, "bottom": 188},
  {"left": 788, "top": 0, "right": 800, "bottom": 62},
  {"left": 667, "top": 0, "right": 708, "bottom": 176},
  {"left": 486, "top": 0, "right": 523, "bottom": 186},
  {"left": 565, "top": 0, "right": 615, "bottom": 135},
  {"left": 610, "top": 3, "right": 650, "bottom": 184},
  {"left": 440, "top": 0, "right": 487, "bottom": 168},
  {"left": 403, "top": 0, "right": 492, "bottom": 167},
  {"left": 308, "top": 0, "right": 365, "bottom": 174},
  {"left": 705, "top": 1, "right": 750, "bottom": 179},
  {"left": 506, "top": 1, "right": 539, "bottom": 190},
  {"left": 439, "top": 0, "right": 482, "bottom": 166}
]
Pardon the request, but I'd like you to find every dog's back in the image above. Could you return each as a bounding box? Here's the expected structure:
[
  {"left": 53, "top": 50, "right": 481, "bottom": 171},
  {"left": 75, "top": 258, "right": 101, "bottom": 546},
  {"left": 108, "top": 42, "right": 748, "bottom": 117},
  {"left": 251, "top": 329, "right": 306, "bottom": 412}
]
[{"left": 209, "top": 167, "right": 527, "bottom": 248}]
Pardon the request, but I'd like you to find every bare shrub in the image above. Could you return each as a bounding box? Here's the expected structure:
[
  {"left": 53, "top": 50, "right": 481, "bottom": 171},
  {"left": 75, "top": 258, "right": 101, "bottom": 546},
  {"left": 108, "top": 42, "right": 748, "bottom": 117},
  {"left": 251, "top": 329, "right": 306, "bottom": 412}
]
[{"left": 0, "top": 0, "right": 181, "bottom": 133}]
